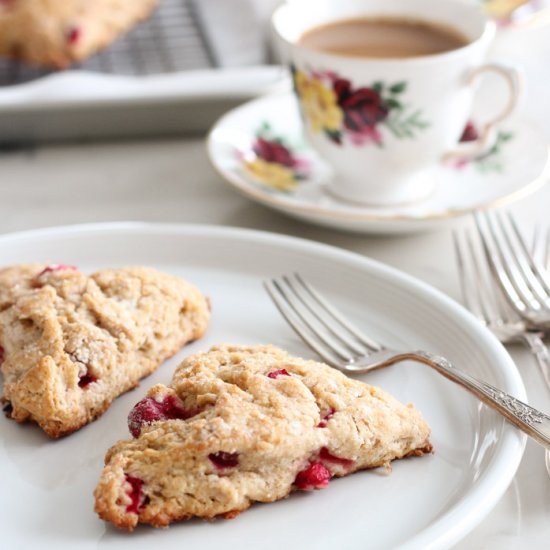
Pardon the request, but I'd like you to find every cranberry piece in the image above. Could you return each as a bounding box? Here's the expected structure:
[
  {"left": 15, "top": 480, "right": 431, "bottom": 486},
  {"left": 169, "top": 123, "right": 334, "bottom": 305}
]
[
  {"left": 67, "top": 26, "right": 81, "bottom": 45},
  {"left": 124, "top": 474, "right": 148, "bottom": 514},
  {"left": 294, "top": 462, "right": 332, "bottom": 490},
  {"left": 319, "top": 447, "right": 355, "bottom": 467},
  {"left": 267, "top": 369, "right": 290, "bottom": 379},
  {"left": 78, "top": 372, "right": 97, "bottom": 388},
  {"left": 127, "top": 395, "right": 199, "bottom": 438},
  {"left": 460, "top": 121, "right": 479, "bottom": 143},
  {"left": 208, "top": 451, "right": 239, "bottom": 469},
  {"left": 36, "top": 264, "right": 77, "bottom": 278},
  {"left": 317, "top": 408, "right": 335, "bottom": 428},
  {"left": 0, "top": 345, "right": 4, "bottom": 365}
]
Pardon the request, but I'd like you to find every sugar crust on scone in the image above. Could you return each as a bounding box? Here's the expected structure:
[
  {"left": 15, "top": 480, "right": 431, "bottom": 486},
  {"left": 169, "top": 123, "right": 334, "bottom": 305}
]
[
  {"left": 0, "top": 264, "right": 210, "bottom": 438},
  {"left": 94, "top": 344, "right": 432, "bottom": 530},
  {"left": 0, "top": 0, "right": 159, "bottom": 68}
]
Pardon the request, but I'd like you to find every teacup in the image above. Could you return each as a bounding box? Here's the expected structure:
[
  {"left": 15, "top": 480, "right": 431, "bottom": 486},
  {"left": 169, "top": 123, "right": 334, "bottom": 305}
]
[{"left": 272, "top": 0, "right": 521, "bottom": 206}]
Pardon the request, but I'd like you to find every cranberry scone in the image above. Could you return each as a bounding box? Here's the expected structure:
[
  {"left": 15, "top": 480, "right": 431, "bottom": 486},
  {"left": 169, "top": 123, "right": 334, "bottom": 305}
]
[
  {"left": 0, "top": 264, "right": 210, "bottom": 438},
  {"left": 94, "top": 344, "right": 432, "bottom": 530},
  {"left": 0, "top": 0, "right": 158, "bottom": 68}
]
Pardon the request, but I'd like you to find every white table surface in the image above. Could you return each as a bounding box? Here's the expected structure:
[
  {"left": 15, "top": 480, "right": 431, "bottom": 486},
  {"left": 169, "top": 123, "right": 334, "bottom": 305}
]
[{"left": 1, "top": 24, "right": 550, "bottom": 550}]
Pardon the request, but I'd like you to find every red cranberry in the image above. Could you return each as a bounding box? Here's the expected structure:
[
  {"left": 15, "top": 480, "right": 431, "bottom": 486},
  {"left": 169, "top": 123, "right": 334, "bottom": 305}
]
[
  {"left": 294, "top": 462, "right": 332, "bottom": 490},
  {"left": 319, "top": 447, "right": 355, "bottom": 467},
  {"left": 317, "top": 408, "right": 335, "bottom": 428},
  {"left": 124, "top": 474, "right": 148, "bottom": 514},
  {"left": 460, "top": 121, "right": 479, "bottom": 143},
  {"left": 36, "top": 264, "right": 77, "bottom": 278},
  {"left": 78, "top": 372, "right": 97, "bottom": 388},
  {"left": 0, "top": 346, "right": 4, "bottom": 365},
  {"left": 208, "top": 451, "right": 239, "bottom": 469},
  {"left": 127, "top": 395, "right": 199, "bottom": 438},
  {"left": 67, "top": 26, "right": 81, "bottom": 45},
  {"left": 267, "top": 369, "right": 290, "bottom": 379}
]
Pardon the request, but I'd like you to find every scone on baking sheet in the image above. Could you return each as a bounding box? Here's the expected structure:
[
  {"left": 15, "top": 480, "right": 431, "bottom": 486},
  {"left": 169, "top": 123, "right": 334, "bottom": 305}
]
[
  {"left": 94, "top": 344, "right": 432, "bottom": 530},
  {"left": 0, "top": 0, "right": 159, "bottom": 68},
  {"left": 0, "top": 264, "right": 210, "bottom": 438}
]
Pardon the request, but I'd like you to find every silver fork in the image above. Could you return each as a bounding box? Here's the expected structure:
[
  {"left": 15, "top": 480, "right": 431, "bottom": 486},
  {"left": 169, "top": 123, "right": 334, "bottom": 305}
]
[
  {"left": 453, "top": 229, "right": 550, "bottom": 390},
  {"left": 474, "top": 210, "right": 550, "bottom": 329},
  {"left": 264, "top": 273, "right": 550, "bottom": 448},
  {"left": 454, "top": 228, "right": 550, "bottom": 475}
]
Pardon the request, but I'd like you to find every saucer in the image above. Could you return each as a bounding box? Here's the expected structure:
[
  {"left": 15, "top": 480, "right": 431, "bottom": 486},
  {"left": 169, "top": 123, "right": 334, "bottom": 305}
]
[{"left": 207, "top": 92, "right": 549, "bottom": 234}]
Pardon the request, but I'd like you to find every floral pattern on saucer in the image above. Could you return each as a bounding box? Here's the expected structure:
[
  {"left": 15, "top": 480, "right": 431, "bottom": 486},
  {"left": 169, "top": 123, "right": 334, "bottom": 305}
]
[
  {"left": 238, "top": 120, "right": 513, "bottom": 196},
  {"left": 239, "top": 122, "right": 310, "bottom": 192},
  {"left": 292, "top": 65, "right": 430, "bottom": 147},
  {"left": 452, "top": 121, "right": 514, "bottom": 173},
  {"left": 208, "top": 92, "right": 548, "bottom": 234}
]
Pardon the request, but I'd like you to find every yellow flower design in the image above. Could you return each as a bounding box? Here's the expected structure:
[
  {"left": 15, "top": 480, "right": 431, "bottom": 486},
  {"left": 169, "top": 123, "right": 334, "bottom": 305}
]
[
  {"left": 243, "top": 159, "right": 297, "bottom": 192},
  {"left": 294, "top": 70, "right": 343, "bottom": 133},
  {"left": 482, "top": 0, "right": 526, "bottom": 18}
]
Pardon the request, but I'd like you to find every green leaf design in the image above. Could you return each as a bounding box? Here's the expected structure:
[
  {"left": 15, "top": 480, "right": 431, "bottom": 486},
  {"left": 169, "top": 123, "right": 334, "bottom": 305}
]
[
  {"left": 372, "top": 81, "right": 384, "bottom": 94},
  {"left": 476, "top": 158, "right": 504, "bottom": 174},
  {"left": 256, "top": 120, "right": 272, "bottom": 138},
  {"left": 324, "top": 129, "right": 343, "bottom": 144},
  {"left": 385, "top": 98, "right": 403, "bottom": 111},
  {"left": 471, "top": 130, "right": 513, "bottom": 173},
  {"left": 389, "top": 81, "right": 407, "bottom": 94},
  {"left": 384, "top": 108, "right": 430, "bottom": 139}
]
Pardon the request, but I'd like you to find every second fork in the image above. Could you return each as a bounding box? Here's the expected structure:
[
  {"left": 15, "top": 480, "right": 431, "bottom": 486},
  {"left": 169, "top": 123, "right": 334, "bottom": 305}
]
[{"left": 454, "top": 229, "right": 550, "bottom": 390}]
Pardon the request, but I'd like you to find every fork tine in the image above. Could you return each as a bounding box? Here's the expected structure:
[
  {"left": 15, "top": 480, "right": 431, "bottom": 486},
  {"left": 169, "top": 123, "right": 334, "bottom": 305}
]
[
  {"left": 453, "top": 231, "right": 484, "bottom": 319},
  {"left": 282, "top": 275, "right": 368, "bottom": 356},
  {"left": 454, "top": 230, "right": 509, "bottom": 324},
  {"left": 498, "top": 212, "right": 550, "bottom": 308},
  {"left": 492, "top": 212, "right": 545, "bottom": 308},
  {"left": 272, "top": 277, "right": 361, "bottom": 361},
  {"left": 292, "top": 273, "right": 381, "bottom": 352},
  {"left": 263, "top": 280, "right": 344, "bottom": 368},
  {"left": 506, "top": 211, "right": 550, "bottom": 300},
  {"left": 474, "top": 211, "right": 535, "bottom": 315},
  {"left": 532, "top": 224, "right": 550, "bottom": 275},
  {"left": 265, "top": 274, "right": 385, "bottom": 367},
  {"left": 267, "top": 277, "right": 371, "bottom": 363}
]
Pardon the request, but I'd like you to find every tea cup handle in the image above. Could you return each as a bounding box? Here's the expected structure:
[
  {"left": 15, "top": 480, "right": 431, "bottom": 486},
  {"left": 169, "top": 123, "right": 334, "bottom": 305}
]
[{"left": 444, "top": 63, "right": 523, "bottom": 161}]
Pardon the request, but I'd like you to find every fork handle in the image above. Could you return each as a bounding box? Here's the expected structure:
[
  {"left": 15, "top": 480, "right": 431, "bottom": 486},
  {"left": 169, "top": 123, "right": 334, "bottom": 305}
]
[
  {"left": 376, "top": 349, "right": 550, "bottom": 449},
  {"left": 520, "top": 332, "right": 550, "bottom": 392}
]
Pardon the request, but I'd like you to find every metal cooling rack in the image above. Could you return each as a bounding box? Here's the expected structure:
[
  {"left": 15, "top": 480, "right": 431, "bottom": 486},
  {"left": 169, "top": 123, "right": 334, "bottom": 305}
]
[{"left": 0, "top": 0, "right": 218, "bottom": 86}]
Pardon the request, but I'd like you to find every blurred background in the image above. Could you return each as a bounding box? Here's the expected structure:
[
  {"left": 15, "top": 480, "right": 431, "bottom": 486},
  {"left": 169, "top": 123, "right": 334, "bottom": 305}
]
[{"left": 1, "top": 0, "right": 548, "bottom": 144}]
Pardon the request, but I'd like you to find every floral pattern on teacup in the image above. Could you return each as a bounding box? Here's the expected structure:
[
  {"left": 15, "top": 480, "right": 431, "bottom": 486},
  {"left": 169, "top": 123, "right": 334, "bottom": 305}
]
[
  {"left": 239, "top": 122, "right": 310, "bottom": 192},
  {"left": 452, "top": 121, "right": 514, "bottom": 173},
  {"left": 292, "top": 65, "right": 430, "bottom": 147}
]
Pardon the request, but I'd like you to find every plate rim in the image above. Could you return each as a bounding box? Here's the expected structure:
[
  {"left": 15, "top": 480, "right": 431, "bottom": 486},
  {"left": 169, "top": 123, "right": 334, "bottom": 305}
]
[
  {"left": 0, "top": 221, "right": 527, "bottom": 550},
  {"left": 0, "top": 66, "right": 287, "bottom": 109},
  {"left": 206, "top": 91, "right": 550, "bottom": 224}
]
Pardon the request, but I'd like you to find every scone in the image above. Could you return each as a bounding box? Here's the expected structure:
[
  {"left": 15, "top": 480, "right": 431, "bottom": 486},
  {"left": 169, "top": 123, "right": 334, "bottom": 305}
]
[
  {"left": 94, "top": 344, "right": 432, "bottom": 530},
  {"left": 0, "top": 264, "right": 210, "bottom": 438},
  {"left": 0, "top": 0, "right": 159, "bottom": 68}
]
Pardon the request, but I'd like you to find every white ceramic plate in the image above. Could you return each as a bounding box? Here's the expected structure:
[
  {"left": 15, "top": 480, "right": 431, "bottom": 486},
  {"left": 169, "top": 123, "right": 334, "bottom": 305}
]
[
  {"left": 0, "top": 223, "right": 525, "bottom": 549},
  {"left": 207, "top": 92, "right": 550, "bottom": 234}
]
